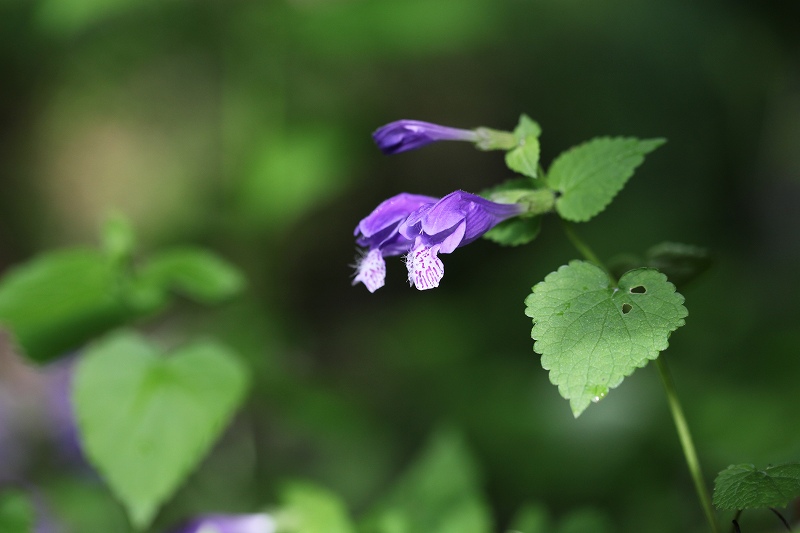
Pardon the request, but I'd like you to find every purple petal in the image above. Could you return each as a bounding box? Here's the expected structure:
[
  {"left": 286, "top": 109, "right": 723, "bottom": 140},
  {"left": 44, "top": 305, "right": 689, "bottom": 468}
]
[
  {"left": 354, "top": 193, "right": 437, "bottom": 253},
  {"left": 170, "top": 514, "right": 276, "bottom": 533},
  {"left": 372, "top": 120, "right": 479, "bottom": 155}
]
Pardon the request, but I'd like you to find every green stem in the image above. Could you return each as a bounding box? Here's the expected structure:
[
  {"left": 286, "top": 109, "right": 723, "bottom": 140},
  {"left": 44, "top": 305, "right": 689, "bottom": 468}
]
[
  {"left": 655, "top": 356, "right": 720, "bottom": 533},
  {"left": 561, "top": 221, "right": 720, "bottom": 533},
  {"left": 560, "top": 221, "right": 612, "bottom": 279}
]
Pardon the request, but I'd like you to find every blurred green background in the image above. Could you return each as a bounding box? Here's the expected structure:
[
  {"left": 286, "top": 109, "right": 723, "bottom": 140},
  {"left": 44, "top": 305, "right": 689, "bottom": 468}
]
[{"left": 1, "top": 0, "right": 799, "bottom": 531}]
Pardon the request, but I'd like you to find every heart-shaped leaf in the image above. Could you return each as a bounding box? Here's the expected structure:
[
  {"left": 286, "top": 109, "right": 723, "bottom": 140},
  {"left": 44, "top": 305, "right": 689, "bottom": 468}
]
[
  {"left": 713, "top": 463, "right": 800, "bottom": 510},
  {"left": 525, "top": 261, "right": 687, "bottom": 416},
  {"left": 73, "top": 332, "right": 249, "bottom": 530}
]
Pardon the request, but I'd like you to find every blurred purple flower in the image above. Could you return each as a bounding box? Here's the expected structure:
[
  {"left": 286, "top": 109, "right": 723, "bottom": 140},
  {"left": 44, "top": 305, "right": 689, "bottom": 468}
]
[
  {"left": 372, "top": 120, "right": 479, "bottom": 155},
  {"left": 353, "top": 191, "right": 523, "bottom": 291},
  {"left": 45, "top": 357, "right": 85, "bottom": 465},
  {"left": 171, "top": 513, "right": 276, "bottom": 533},
  {"left": 353, "top": 193, "right": 438, "bottom": 292}
]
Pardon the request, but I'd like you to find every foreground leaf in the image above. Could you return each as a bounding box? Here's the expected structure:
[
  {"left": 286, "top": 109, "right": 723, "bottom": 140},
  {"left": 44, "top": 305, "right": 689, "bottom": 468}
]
[
  {"left": 0, "top": 249, "right": 146, "bottom": 363},
  {"left": 0, "top": 490, "right": 34, "bottom": 533},
  {"left": 73, "top": 332, "right": 249, "bottom": 529},
  {"left": 547, "top": 137, "right": 665, "bottom": 222},
  {"left": 279, "top": 482, "right": 355, "bottom": 533},
  {"left": 525, "top": 261, "right": 687, "bottom": 417},
  {"left": 362, "top": 428, "right": 492, "bottom": 533},
  {"left": 713, "top": 463, "right": 800, "bottom": 510}
]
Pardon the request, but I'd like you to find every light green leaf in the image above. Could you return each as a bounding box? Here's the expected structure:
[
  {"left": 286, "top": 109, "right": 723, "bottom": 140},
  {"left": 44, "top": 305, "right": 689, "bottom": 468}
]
[
  {"left": 0, "top": 490, "right": 34, "bottom": 533},
  {"left": 73, "top": 331, "right": 249, "bottom": 530},
  {"left": 713, "top": 463, "right": 800, "bottom": 510},
  {"left": 279, "top": 482, "right": 355, "bottom": 533},
  {"left": 505, "top": 115, "right": 542, "bottom": 178},
  {"left": 363, "top": 428, "right": 491, "bottom": 533},
  {"left": 548, "top": 137, "right": 665, "bottom": 222},
  {"left": 138, "top": 248, "right": 245, "bottom": 304},
  {"left": 525, "top": 261, "right": 687, "bottom": 417},
  {"left": 0, "top": 249, "right": 145, "bottom": 363}
]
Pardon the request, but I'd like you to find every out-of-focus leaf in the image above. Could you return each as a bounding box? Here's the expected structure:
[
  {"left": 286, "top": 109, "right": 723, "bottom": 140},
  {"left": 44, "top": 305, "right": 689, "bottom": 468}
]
[
  {"left": 0, "top": 490, "right": 34, "bottom": 533},
  {"left": 507, "top": 503, "right": 550, "bottom": 533},
  {"left": 557, "top": 508, "right": 613, "bottom": 533},
  {"left": 0, "top": 249, "right": 149, "bottom": 363},
  {"left": 137, "top": 248, "right": 246, "bottom": 304},
  {"left": 279, "top": 481, "right": 355, "bottom": 533},
  {"left": 548, "top": 137, "right": 665, "bottom": 222},
  {"left": 713, "top": 463, "right": 800, "bottom": 510},
  {"left": 362, "top": 428, "right": 492, "bottom": 533},
  {"left": 73, "top": 331, "right": 249, "bottom": 529},
  {"left": 525, "top": 261, "right": 687, "bottom": 417},
  {"left": 644, "top": 242, "right": 711, "bottom": 287},
  {"left": 484, "top": 217, "right": 542, "bottom": 247}
]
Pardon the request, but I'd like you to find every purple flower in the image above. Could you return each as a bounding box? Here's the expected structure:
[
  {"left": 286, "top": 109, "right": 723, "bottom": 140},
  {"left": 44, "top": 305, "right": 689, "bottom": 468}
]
[
  {"left": 372, "top": 120, "right": 479, "bottom": 155},
  {"left": 353, "top": 191, "right": 523, "bottom": 291},
  {"left": 170, "top": 513, "right": 276, "bottom": 533},
  {"left": 353, "top": 193, "right": 438, "bottom": 293}
]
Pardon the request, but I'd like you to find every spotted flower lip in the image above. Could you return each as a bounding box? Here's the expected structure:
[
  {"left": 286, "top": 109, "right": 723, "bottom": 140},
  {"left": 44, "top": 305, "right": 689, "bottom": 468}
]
[
  {"left": 352, "top": 190, "right": 523, "bottom": 292},
  {"left": 372, "top": 120, "right": 479, "bottom": 155},
  {"left": 169, "top": 513, "right": 276, "bottom": 533}
]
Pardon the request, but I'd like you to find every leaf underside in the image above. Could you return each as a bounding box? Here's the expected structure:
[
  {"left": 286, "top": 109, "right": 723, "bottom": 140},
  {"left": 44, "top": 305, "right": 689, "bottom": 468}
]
[{"left": 713, "top": 463, "right": 800, "bottom": 510}]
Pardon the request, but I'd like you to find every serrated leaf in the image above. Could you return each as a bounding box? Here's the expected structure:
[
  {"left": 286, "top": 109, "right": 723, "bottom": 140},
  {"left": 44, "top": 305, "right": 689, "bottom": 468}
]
[
  {"left": 73, "top": 331, "right": 249, "bottom": 529},
  {"left": 0, "top": 249, "right": 147, "bottom": 363},
  {"left": 548, "top": 137, "right": 665, "bottom": 222},
  {"left": 363, "top": 428, "right": 491, "bottom": 533},
  {"left": 483, "top": 217, "right": 542, "bottom": 247},
  {"left": 524, "top": 261, "right": 687, "bottom": 417},
  {"left": 505, "top": 115, "right": 542, "bottom": 178},
  {"left": 137, "top": 248, "right": 245, "bottom": 304},
  {"left": 0, "top": 490, "right": 35, "bottom": 533},
  {"left": 713, "top": 463, "right": 800, "bottom": 510},
  {"left": 280, "top": 482, "right": 355, "bottom": 533}
]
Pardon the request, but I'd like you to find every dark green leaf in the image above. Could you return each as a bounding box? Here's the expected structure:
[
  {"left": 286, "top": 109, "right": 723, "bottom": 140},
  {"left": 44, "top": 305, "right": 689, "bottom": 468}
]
[
  {"left": 713, "top": 463, "right": 800, "bottom": 510},
  {"left": 483, "top": 217, "right": 542, "bottom": 247}
]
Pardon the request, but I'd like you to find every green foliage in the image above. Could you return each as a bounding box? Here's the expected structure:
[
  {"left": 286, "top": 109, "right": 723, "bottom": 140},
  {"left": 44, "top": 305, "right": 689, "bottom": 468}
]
[
  {"left": 482, "top": 177, "right": 543, "bottom": 246},
  {"left": 506, "top": 504, "right": 613, "bottom": 533},
  {"left": 547, "top": 137, "right": 665, "bottom": 222},
  {"left": 137, "top": 248, "right": 246, "bottom": 305},
  {"left": 713, "top": 462, "right": 800, "bottom": 510},
  {"left": 0, "top": 228, "right": 244, "bottom": 363},
  {"left": 73, "top": 331, "right": 249, "bottom": 530},
  {"left": 278, "top": 482, "right": 355, "bottom": 533},
  {"left": 0, "top": 490, "right": 34, "bottom": 533},
  {"left": 362, "top": 428, "right": 492, "bottom": 533},
  {"left": 525, "top": 261, "right": 687, "bottom": 417},
  {"left": 608, "top": 242, "right": 711, "bottom": 289},
  {"left": 505, "top": 115, "right": 542, "bottom": 179},
  {"left": 0, "top": 249, "right": 148, "bottom": 363}
]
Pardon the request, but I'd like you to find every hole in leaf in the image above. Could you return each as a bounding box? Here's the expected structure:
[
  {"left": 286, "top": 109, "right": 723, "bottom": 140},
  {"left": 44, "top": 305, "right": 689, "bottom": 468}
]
[
  {"left": 630, "top": 285, "right": 646, "bottom": 294},
  {"left": 621, "top": 303, "right": 632, "bottom": 314}
]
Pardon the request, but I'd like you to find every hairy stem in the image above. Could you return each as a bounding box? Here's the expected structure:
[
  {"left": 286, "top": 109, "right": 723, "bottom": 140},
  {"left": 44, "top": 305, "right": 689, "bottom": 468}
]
[{"left": 656, "top": 356, "right": 720, "bottom": 533}]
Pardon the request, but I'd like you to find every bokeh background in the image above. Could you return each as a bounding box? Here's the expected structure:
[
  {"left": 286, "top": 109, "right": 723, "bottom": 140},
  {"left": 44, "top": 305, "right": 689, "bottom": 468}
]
[{"left": 1, "top": 0, "right": 799, "bottom": 531}]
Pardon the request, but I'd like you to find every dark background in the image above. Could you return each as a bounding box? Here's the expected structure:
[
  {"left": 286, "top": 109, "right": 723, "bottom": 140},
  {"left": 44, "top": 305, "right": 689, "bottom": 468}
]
[{"left": 1, "top": 0, "right": 799, "bottom": 531}]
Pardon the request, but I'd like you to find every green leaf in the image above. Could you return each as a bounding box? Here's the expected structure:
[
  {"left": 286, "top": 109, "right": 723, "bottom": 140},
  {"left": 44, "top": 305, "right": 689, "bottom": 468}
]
[
  {"left": 0, "top": 249, "right": 146, "bottom": 363},
  {"left": 279, "top": 481, "right": 355, "bottom": 533},
  {"left": 73, "top": 331, "right": 249, "bottom": 529},
  {"left": 363, "top": 428, "right": 492, "bottom": 533},
  {"left": 484, "top": 217, "right": 542, "bottom": 247},
  {"left": 524, "top": 261, "right": 687, "bottom": 417},
  {"left": 507, "top": 503, "right": 551, "bottom": 533},
  {"left": 137, "top": 248, "right": 245, "bottom": 304},
  {"left": 547, "top": 137, "right": 665, "bottom": 222},
  {"left": 0, "top": 490, "right": 35, "bottom": 533},
  {"left": 505, "top": 115, "right": 542, "bottom": 178},
  {"left": 713, "top": 463, "right": 800, "bottom": 510},
  {"left": 102, "top": 214, "right": 136, "bottom": 263}
]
